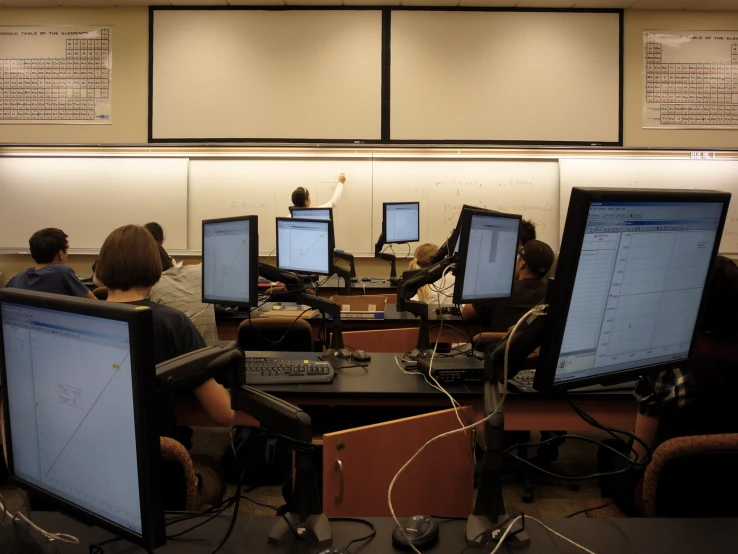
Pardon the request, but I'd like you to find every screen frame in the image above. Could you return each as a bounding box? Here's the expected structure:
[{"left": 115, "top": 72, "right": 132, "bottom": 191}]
[
  {"left": 201, "top": 215, "right": 259, "bottom": 308},
  {"left": 452, "top": 209, "right": 521, "bottom": 305},
  {"left": 382, "top": 201, "right": 420, "bottom": 244},
  {"left": 0, "top": 289, "right": 165, "bottom": 549},
  {"left": 288, "top": 206, "right": 334, "bottom": 221},
  {"left": 534, "top": 187, "right": 731, "bottom": 393},
  {"left": 275, "top": 216, "right": 335, "bottom": 276}
]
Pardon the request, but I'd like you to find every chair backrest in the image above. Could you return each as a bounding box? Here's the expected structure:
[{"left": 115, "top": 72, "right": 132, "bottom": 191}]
[
  {"left": 643, "top": 433, "right": 738, "bottom": 517},
  {"left": 237, "top": 317, "right": 314, "bottom": 352}
]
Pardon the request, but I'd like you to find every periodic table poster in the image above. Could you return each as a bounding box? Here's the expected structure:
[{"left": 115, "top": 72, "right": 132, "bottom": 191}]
[
  {"left": 643, "top": 30, "right": 738, "bottom": 129},
  {"left": 0, "top": 26, "right": 111, "bottom": 125}
]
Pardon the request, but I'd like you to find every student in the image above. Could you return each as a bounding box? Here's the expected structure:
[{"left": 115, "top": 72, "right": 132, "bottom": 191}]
[
  {"left": 145, "top": 221, "right": 181, "bottom": 269},
  {"left": 519, "top": 219, "right": 536, "bottom": 247},
  {"left": 409, "top": 243, "right": 455, "bottom": 304},
  {"left": 462, "top": 239, "right": 553, "bottom": 331},
  {"left": 150, "top": 263, "right": 219, "bottom": 346},
  {"left": 5, "top": 228, "right": 95, "bottom": 300},
  {"left": 291, "top": 173, "right": 347, "bottom": 208},
  {"left": 94, "top": 224, "right": 256, "bottom": 448}
]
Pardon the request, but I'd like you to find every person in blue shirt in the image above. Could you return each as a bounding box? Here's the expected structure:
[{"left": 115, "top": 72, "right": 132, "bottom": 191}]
[{"left": 5, "top": 228, "right": 95, "bottom": 300}]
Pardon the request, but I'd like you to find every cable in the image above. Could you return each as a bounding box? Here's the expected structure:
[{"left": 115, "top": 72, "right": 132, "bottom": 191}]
[
  {"left": 404, "top": 242, "right": 412, "bottom": 260},
  {"left": 241, "top": 495, "right": 279, "bottom": 512},
  {"left": 246, "top": 306, "right": 313, "bottom": 347},
  {"left": 330, "top": 517, "right": 377, "bottom": 553},
  {"left": 564, "top": 498, "right": 619, "bottom": 519},
  {"left": 503, "top": 434, "right": 649, "bottom": 468},
  {"left": 504, "top": 452, "right": 639, "bottom": 482},
  {"left": 0, "top": 493, "right": 79, "bottom": 545}
]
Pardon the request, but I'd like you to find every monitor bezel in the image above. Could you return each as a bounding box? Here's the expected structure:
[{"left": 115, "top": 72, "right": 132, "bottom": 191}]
[
  {"left": 0, "top": 289, "right": 165, "bottom": 549},
  {"left": 452, "top": 209, "right": 522, "bottom": 305},
  {"left": 382, "top": 202, "right": 420, "bottom": 244},
  {"left": 201, "top": 215, "right": 259, "bottom": 308},
  {"left": 288, "top": 206, "right": 334, "bottom": 221},
  {"left": 275, "top": 217, "right": 335, "bottom": 276},
  {"left": 534, "top": 187, "right": 731, "bottom": 393}
]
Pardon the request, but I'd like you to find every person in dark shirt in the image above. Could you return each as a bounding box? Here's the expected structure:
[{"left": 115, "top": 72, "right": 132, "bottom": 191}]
[
  {"left": 462, "top": 239, "right": 554, "bottom": 331},
  {"left": 5, "top": 228, "right": 95, "bottom": 300},
  {"left": 519, "top": 219, "right": 537, "bottom": 248}
]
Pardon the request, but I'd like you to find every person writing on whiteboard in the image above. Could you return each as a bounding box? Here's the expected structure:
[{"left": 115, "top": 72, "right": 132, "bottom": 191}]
[{"left": 291, "top": 173, "right": 347, "bottom": 208}]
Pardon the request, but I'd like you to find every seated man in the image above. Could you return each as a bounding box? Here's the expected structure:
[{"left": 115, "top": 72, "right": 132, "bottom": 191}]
[
  {"left": 150, "top": 263, "right": 219, "bottom": 346},
  {"left": 462, "top": 239, "right": 554, "bottom": 331},
  {"left": 5, "top": 228, "right": 95, "bottom": 300}
]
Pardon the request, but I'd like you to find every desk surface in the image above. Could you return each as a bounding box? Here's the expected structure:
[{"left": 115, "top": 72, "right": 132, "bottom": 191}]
[{"left": 25, "top": 513, "right": 737, "bottom": 554}]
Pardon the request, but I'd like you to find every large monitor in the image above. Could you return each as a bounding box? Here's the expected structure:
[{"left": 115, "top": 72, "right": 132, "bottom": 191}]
[
  {"left": 431, "top": 204, "right": 499, "bottom": 264},
  {"left": 289, "top": 207, "right": 333, "bottom": 221},
  {"left": 277, "top": 217, "right": 334, "bottom": 276},
  {"left": 202, "top": 215, "right": 259, "bottom": 308},
  {"left": 535, "top": 187, "right": 730, "bottom": 392},
  {"left": 453, "top": 209, "right": 521, "bottom": 304},
  {"left": 0, "top": 290, "right": 164, "bottom": 549},
  {"left": 383, "top": 202, "right": 420, "bottom": 244}
]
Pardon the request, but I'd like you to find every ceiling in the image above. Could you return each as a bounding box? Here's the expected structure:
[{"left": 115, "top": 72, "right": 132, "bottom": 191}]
[{"left": 0, "top": 0, "right": 736, "bottom": 10}]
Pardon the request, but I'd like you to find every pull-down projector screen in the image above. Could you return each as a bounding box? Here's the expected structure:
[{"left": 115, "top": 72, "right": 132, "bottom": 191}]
[
  {"left": 151, "top": 9, "right": 383, "bottom": 141},
  {"left": 390, "top": 11, "right": 622, "bottom": 145}
]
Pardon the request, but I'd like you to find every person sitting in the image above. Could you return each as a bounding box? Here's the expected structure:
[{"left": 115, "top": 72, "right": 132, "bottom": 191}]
[
  {"left": 408, "top": 243, "right": 455, "bottom": 304},
  {"left": 150, "top": 263, "right": 219, "bottom": 346},
  {"left": 519, "top": 219, "right": 537, "bottom": 248},
  {"left": 5, "top": 228, "right": 95, "bottom": 300},
  {"left": 462, "top": 239, "right": 554, "bottom": 331},
  {"left": 145, "top": 221, "right": 181, "bottom": 269},
  {"left": 291, "top": 173, "right": 346, "bottom": 208}
]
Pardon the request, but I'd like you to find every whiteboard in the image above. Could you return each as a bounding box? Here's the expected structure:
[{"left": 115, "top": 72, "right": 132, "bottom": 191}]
[
  {"left": 559, "top": 158, "right": 738, "bottom": 252},
  {"left": 187, "top": 158, "right": 374, "bottom": 255},
  {"left": 390, "top": 11, "right": 621, "bottom": 144},
  {"left": 0, "top": 157, "right": 188, "bottom": 251},
  {"left": 372, "top": 159, "right": 560, "bottom": 253},
  {"left": 151, "top": 9, "right": 383, "bottom": 141}
]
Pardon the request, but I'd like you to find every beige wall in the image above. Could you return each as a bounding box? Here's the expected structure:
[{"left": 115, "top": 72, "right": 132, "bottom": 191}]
[{"left": 0, "top": 7, "right": 148, "bottom": 144}]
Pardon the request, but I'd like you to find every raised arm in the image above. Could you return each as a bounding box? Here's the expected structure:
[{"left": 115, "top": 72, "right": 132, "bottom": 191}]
[{"left": 315, "top": 173, "right": 346, "bottom": 208}]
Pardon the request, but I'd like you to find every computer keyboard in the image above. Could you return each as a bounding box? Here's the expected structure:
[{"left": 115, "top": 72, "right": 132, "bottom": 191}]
[
  {"left": 243, "top": 358, "right": 335, "bottom": 385},
  {"left": 509, "top": 369, "right": 536, "bottom": 393}
]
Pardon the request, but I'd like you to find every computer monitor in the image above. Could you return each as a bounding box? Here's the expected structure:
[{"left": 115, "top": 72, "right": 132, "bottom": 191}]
[
  {"left": 452, "top": 209, "right": 521, "bottom": 304},
  {"left": 383, "top": 202, "right": 420, "bottom": 244},
  {"left": 535, "top": 187, "right": 730, "bottom": 392},
  {"left": 276, "top": 217, "right": 334, "bottom": 276},
  {"left": 0, "top": 290, "right": 164, "bottom": 549},
  {"left": 202, "top": 215, "right": 259, "bottom": 308},
  {"left": 289, "top": 207, "right": 333, "bottom": 221},
  {"left": 431, "top": 204, "right": 498, "bottom": 264}
]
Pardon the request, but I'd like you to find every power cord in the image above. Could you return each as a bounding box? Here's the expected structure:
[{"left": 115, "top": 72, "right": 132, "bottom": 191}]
[
  {"left": 329, "top": 517, "right": 377, "bottom": 553},
  {"left": 246, "top": 307, "right": 314, "bottom": 348},
  {"left": 0, "top": 492, "right": 79, "bottom": 545}
]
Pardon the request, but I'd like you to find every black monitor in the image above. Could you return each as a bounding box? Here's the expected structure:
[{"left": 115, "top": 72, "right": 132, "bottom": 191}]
[
  {"left": 289, "top": 207, "right": 333, "bottom": 221},
  {"left": 383, "top": 202, "right": 420, "bottom": 244},
  {"left": 276, "top": 217, "right": 334, "bottom": 276},
  {"left": 202, "top": 215, "right": 259, "bottom": 308},
  {"left": 431, "top": 204, "right": 497, "bottom": 264},
  {"left": 452, "top": 209, "right": 521, "bottom": 304},
  {"left": 535, "top": 187, "right": 730, "bottom": 392},
  {"left": 0, "top": 290, "right": 164, "bottom": 549}
]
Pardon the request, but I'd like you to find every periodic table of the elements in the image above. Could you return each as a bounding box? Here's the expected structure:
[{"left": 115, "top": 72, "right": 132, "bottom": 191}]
[
  {"left": 0, "top": 26, "right": 111, "bottom": 124},
  {"left": 643, "top": 30, "right": 738, "bottom": 129}
]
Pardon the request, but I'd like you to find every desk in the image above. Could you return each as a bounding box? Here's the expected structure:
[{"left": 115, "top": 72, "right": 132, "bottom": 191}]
[{"left": 22, "top": 512, "right": 737, "bottom": 553}]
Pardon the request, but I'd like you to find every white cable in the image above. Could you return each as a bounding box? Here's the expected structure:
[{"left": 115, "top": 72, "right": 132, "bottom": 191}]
[
  {"left": 387, "top": 305, "right": 545, "bottom": 554},
  {"left": 488, "top": 515, "right": 597, "bottom": 554},
  {"left": 0, "top": 494, "right": 79, "bottom": 545}
]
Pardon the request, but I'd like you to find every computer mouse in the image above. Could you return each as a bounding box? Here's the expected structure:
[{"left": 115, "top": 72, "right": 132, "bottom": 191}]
[
  {"left": 391, "top": 515, "right": 439, "bottom": 550},
  {"left": 361, "top": 277, "right": 372, "bottom": 282},
  {"left": 272, "top": 303, "right": 283, "bottom": 310},
  {"left": 351, "top": 350, "right": 372, "bottom": 362}
]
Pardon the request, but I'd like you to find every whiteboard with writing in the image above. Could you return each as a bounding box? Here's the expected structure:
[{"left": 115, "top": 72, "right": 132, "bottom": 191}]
[
  {"left": 372, "top": 159, "right": 560, "bottom": 252},
  {"left": 559, "top": 158, "right": 738, "bottom": 252}
]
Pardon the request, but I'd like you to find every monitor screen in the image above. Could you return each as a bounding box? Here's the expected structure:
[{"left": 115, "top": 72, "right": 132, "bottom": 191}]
[
  {"left": 202, "top": 216, "right": 258, "bottom": 307},
  {"left": 277, "top": 218, "right": 333, "bottom": 275},
  {"left": 384, "top": 202, "right": 420, "bottom": 244},
  {"left": 0, "top": 298, "right": 161, "bottom": 545},
  {"left": 536, "top": 189, "right": 729, "bottom": 391},
  {"left": 289, "top": 207, "right": 333, "bottom": 221},
  {"left": 453, "top": 212, "right": 520, "bottom": 304}
]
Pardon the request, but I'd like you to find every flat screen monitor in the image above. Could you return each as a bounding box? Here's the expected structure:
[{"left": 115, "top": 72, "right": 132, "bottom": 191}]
[
  {"left": 276, "top": 217, "right": 334, "bottom": 276},
  {"left": 289, "top": 207, "right": 333, "bottom": 221},
  {"left": 202, "top": 216, "right": 259, "bottom": 307},
  {"left": 431, "top": 204, "right": 497, "bottom": 264},
  {"left": 535, "top": 187, "right": 730, "bottom": 392},
  {"left": 0, "top": 290, "right": 164, "bottom": 549},
  {"left": 383, "top": 202, "right": 420, "bottom": 244},
  {"left": 453, "top": 210, "right": 521, "bottom": 304}
]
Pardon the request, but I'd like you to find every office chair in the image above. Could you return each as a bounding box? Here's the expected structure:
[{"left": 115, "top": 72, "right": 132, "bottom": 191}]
[
  {"left": 237, "top": 317, "right": 314, "bottom": 352},
  {"left": 160, "top": 437, "right": 225, "bottom": 511}
]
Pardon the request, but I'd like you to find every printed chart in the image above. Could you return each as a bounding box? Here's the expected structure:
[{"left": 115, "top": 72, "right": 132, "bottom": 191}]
[
  {"left": 0, "top": 26, "right": 111, "bottom": 124},
  {"left": 643, "top": 30, "right": 738, "bottom": 129}
]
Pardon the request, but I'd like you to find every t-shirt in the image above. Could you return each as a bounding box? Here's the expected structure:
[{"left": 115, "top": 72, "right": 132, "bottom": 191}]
[
  {"left": 471, "top": 278, "right": 547, "bottom": 332},
  {"left": 5, "top": 265, "right": 90, "bottom": 298},
  {"left": 411, "top": 273, "right": 456, "bottom": 305}
]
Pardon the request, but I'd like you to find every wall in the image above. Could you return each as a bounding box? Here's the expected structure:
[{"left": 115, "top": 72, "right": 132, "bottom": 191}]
[
  {"left": 0, "top": 7, "right": 148, "bottom": 144},
  {"left": 624, "top": 10, "right": 738, "bottom": 148}
]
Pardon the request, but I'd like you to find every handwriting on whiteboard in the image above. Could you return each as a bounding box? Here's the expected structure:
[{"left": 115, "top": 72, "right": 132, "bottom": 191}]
[
  {"left": 230, "top": 201, "right": 267, "bottom": 210},
  {"left": 495, "top": 203, "right": 553, "bottom": 214}
]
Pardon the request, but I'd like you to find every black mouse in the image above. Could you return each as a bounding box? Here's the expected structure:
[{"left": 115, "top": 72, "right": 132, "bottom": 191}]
[
  {"left": 361, "top": 277, "right": 372, "bottom": 282},
  {"left": 391, "top": 515, "right": 439, "bottom": 550},
  {"left": 351, "top": 350, "right": 372, "bottom": 362}
]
